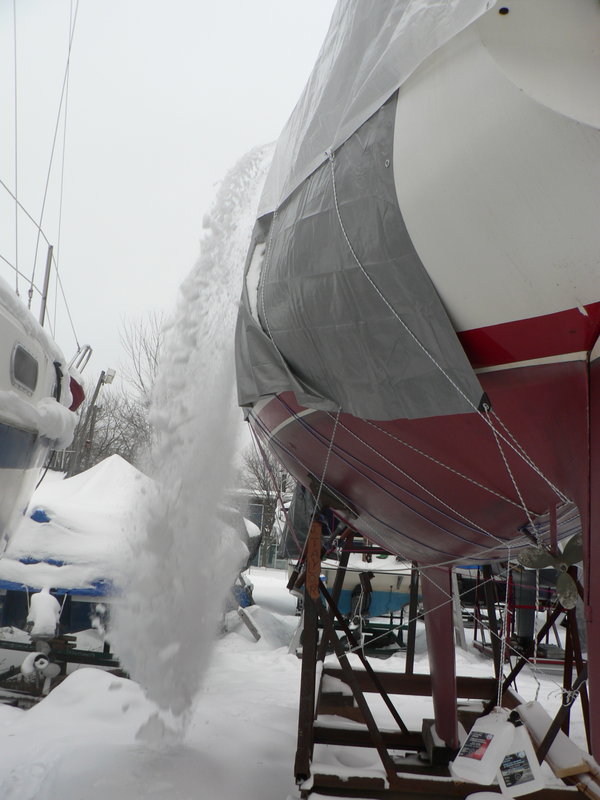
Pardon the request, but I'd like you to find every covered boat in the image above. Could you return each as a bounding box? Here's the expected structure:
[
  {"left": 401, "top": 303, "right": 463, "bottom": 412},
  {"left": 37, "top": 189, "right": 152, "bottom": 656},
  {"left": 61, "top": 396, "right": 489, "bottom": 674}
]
[{"left": 234, "top": 0, "right": 600, "bottom": 753}]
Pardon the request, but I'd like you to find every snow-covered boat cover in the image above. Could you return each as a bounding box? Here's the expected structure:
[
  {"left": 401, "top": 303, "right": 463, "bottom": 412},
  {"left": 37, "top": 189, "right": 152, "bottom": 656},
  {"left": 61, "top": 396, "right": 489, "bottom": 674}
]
[
  {"left": 0, "top": 455, "right": 152, "bottom": 594},
  {"left": 236, "top": 0, "right": 488, "bottom": 420}
]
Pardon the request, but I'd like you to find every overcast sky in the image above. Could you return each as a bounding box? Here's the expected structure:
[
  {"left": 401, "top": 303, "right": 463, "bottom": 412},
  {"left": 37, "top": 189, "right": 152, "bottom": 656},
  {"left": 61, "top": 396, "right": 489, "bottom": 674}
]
[{"left": 0, "top": 0, "right": 336, "bottom": 385}]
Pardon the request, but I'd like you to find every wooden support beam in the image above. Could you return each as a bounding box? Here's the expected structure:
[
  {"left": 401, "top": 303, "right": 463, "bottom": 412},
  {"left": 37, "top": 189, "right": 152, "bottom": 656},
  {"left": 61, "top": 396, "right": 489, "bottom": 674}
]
[
  {"left": 489, "top": 603, "right": 565, "bottom": 712},
  {"left": 323, "top": 667, "right": 498, "bottom": 699},
  {"left": 482, "top": 564, "right": 502, "bottom": 678},
  {"left": 405, "top": 563, "right": 419, "bottom": 675},
  {"left": 319, "top": 582, "right": 410, "bottom": 734},
  {"left": 317, "top": 530, "right": 353, "bottom": 662},
  {"left": 316, "top": 600, "right": 401, "bottom": 789},
  {"left": 313, "top": 722, "right": 424, "bottom": 751},
  {"left": 304, "top": 771, "right": 577, "bottom": 799},
  {"left": 565, "top": 570, "right": 592, "bottom": 753},
  {"left": 536, "top": 663, "right": 589, "bottom": 765},
  {"left": 294, "top": 520, "right": 322, "bottom": 783}
]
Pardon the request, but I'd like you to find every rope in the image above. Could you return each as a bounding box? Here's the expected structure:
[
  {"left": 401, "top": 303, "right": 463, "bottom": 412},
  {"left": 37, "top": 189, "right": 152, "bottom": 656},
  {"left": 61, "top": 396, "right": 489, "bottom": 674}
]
[
  {"left": 328, "top": 411, "right": 510, "bottom": 547},
  {"left": 250, "top": 406, "right": 533, "bottom": 570},
  {"left": 258, "top": 211, "right": 277, "bottom": 343},
  {"left": 327, "top": 149, "right": 569, "bottom": 507},
  {"left": 491, "top": 410, "right": 569, "bottom": 504},
  {"left": 365, "top": 418, "right": 531, "bottom": 513},
  {"left": 484, "top": 405, "right": 537, "bottom": 533},
  {"left": 307, "top": 407, "right": 342, "bottom": 532}
]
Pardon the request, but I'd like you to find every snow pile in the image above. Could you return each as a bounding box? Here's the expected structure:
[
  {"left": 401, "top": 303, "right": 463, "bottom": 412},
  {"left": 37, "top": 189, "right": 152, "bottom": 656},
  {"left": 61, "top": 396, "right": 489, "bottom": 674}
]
[
  {"left": 110, "top": 145, "right": 274, "bottom": 720},
  {"left": 0, "top": 454, "right": 152, "bottom": 591},
  {"left": 0, "top": 568, "right": 587, "bottom": 800},
  {"left": 27, "top": 587, "right": 61, "bottom": 637}
]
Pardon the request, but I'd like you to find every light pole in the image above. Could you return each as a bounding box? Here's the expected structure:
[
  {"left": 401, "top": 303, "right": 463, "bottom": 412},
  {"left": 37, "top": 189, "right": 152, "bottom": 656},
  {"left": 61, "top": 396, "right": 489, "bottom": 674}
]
[{"left": 68, "top": 368, "right": 116, "bottom": 476}]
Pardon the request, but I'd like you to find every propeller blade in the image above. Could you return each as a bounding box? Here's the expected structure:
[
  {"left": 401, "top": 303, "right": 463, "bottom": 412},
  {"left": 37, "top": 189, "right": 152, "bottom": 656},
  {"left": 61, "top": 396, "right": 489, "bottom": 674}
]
[
  {"left": 556, "top": 571, "right": 578, "bottom": 610},
  {"left": 517, "top": 547, "right": 556, "bottom": 569},
  {"left": 561, "top": 533, "right": 584, "bottom": 566}
]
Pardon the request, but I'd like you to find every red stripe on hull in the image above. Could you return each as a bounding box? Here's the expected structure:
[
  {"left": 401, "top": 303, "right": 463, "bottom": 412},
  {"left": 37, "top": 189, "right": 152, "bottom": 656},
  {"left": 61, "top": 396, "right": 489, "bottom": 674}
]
[{"left": 458, "top": 301, "right": 600, "bottom": 369}]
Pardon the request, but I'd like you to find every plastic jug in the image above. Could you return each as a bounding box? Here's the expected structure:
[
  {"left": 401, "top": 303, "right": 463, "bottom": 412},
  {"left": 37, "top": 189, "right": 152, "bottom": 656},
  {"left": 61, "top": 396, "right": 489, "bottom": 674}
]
[
  {"left": 450, "top": 707, "right": 514, "bottom": 784},
  {"left": 496, "top": 712, "right": 545, "bottom": 796}
]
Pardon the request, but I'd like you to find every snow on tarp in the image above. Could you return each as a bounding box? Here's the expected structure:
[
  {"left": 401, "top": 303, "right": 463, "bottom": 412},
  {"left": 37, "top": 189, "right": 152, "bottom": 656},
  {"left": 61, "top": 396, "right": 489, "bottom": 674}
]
[
  {"left": 0, "top": 454, "right": 153, "bottom": 594},
  {"left": 258, "top": 0, "right": 495, "bottom": 216}
]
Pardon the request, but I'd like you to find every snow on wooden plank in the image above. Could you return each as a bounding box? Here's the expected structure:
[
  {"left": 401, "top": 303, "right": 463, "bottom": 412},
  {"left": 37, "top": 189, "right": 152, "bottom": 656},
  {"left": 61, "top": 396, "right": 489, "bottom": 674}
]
[
  {"left": 237, "top": 604, "right": 296, "bottom": 648},
  {"left": 517, "top": 700, "right": 595, "bottom": 779}
]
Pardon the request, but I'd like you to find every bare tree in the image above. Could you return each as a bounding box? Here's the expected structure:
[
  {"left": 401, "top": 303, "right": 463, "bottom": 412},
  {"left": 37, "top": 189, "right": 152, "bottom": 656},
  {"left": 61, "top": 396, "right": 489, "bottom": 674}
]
[
  {"left": 119, "top": 311, "right": 164, "bottom": 405},
  {"left": 58, "top": 312, "right": 164, "bottom": 475},
  {"left": 239, "top": 443, "right": 294, "bottom": 566}
]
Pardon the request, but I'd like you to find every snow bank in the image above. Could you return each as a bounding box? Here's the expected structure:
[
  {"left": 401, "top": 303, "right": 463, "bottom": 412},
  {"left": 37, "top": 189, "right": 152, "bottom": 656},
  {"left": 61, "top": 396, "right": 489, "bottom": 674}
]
[
  {"left": 27, "top": 587, "right": 61, "bottom": 637},
  {"left": 0, "top": 569, "right": 587, "bottom": 800},
  {"left": 0, "top": 454, "right": 152, "bottom": 592},
  {"left": 110, "top": 145, "right": 274, "bottom": 720}
]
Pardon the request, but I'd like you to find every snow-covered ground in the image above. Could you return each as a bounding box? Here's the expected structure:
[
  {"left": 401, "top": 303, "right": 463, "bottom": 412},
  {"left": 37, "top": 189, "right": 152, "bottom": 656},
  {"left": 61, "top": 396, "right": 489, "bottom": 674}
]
[{"left": 0, "top": 567, "right": 587, "bottom": 800}]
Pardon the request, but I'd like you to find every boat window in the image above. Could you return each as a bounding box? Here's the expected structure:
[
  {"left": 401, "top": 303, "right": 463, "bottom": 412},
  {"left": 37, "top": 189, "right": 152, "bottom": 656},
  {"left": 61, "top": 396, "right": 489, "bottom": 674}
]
[{"left": 11, "top": 344, "right": 39, "bottom": 394}]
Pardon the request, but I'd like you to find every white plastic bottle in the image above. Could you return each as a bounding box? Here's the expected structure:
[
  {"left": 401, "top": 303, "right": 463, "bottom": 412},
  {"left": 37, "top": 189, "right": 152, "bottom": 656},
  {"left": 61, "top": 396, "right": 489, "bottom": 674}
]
[
  {"left": 496, "top": 712, "right": 546, "bottom": 797},
  {"left": 450, "top": 707, "right": 515, "bottom": 785}
]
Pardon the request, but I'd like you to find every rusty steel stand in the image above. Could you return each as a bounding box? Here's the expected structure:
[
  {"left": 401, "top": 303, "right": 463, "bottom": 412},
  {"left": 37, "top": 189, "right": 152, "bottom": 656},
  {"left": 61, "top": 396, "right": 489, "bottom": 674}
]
[{"left": 291, "top": 530, "right": 584, "bottom": 799}]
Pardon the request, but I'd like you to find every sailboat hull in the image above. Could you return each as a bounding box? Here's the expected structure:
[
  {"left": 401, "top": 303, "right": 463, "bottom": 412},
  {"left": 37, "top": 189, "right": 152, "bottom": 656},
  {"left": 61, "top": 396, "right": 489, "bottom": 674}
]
[
  {"left": 235, "top": 0, "right": 600, "bottom": 753},
  {"left": 250, "top": 357, "right": 588, "bottom": 565}
]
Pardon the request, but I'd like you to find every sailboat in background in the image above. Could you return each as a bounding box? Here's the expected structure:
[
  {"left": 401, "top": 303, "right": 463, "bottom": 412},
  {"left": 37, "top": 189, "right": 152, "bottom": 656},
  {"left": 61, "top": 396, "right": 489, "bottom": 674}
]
[
  {"left": 0, "top": 5, "right": 87, "bottom": 554},
  {"left": 235, "top": 0, "right": 600, "bottom": 755}
]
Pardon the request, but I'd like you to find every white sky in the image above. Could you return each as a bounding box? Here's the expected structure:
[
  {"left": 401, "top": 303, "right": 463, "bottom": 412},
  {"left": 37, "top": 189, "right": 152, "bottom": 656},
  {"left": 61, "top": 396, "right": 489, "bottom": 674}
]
[{"left": 0, "top": 0, "right": 336, "bottom": 384}]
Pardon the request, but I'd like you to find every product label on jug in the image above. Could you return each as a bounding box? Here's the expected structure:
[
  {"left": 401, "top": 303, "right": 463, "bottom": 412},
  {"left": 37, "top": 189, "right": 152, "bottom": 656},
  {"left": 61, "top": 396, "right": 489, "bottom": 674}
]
[
  {"left": 459, "top": 731, "right": 493, "bottom": 760},
  {"left": 499, "top": 751, "right": 535, "bottom": 787}
]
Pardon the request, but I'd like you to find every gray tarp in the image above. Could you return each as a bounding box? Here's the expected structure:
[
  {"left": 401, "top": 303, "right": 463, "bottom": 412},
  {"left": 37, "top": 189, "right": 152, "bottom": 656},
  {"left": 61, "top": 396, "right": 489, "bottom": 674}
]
[
  {"left": 259, "top": 0, "right": 495, "bottom": 217},
  {"left": 236, "top": 94, "right": 484, "bottom": 420}
]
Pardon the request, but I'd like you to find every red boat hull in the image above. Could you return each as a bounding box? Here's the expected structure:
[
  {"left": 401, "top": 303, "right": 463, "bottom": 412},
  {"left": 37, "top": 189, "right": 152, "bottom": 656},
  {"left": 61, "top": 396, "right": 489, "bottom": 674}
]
[{"left": 251, "top": 359, "right": 588, "bottom": 565}]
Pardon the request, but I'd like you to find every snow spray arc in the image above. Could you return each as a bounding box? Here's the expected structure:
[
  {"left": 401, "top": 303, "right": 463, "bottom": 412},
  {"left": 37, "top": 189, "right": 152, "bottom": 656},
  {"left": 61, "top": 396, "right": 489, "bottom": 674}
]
[{"left": 110, "top": 145, "right": 274, "bottom": 724}]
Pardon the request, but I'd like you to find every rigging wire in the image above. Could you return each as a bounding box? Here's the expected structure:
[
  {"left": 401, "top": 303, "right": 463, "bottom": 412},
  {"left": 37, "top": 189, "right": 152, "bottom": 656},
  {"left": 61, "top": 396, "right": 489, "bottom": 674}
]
[
  {"left": 53, "top": 0, "right": 76, "bottom": 334},
  {"left": 252, "top": 410, "right": 580, "bottom": 705},
  {"left": 12, "top": 0, "right": 19, "bottom": 295},
  {"left": 249, "top": 407, "right": 534, "bottom": 570},
  {"left": 0, "top": 176, "right": 54, "bottom": 253},
  {"left": 327, "top": 149, "right": 570, "bottom": 507},
  {"left": 0, "top": 252, "right": 42, "bottom": 291},
  {"left": 251, "top": 148, "right": 580, "bottom": 717},
  {"left": 364, "top": 418, "right": 535, "bottom": 514},
  {"left": 29, "top": 0, "right": 81, "bottom": 308},
  {"left": 307, "top": 406, "right": 342, "bottom": 533},
  {"left": 325, "top": 411, "right": 511, "bottom": 546}
]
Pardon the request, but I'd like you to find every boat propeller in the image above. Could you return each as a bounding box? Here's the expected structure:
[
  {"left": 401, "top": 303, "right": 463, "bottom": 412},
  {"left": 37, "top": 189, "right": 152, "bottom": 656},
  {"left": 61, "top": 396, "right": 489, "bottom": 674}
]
[{"left": 517, "top": 534, "right": 583, "bottom": 609}]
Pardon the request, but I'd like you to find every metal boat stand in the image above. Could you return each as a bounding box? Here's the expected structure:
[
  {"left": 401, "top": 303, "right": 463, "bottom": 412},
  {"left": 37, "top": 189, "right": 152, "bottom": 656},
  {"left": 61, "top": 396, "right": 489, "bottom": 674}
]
[{"left": 292, "top": 521, "right": 591, "bottom": 799}]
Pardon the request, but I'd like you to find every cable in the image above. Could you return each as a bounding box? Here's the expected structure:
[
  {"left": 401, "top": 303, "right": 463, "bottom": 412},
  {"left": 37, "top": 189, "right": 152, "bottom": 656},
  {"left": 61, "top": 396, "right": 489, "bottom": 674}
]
[
  {"left": 29, "top": 0, "right": 81, "bottom": 306},
  {"left": 12, "top": 0, "right": 19, "bottom": 295}
]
